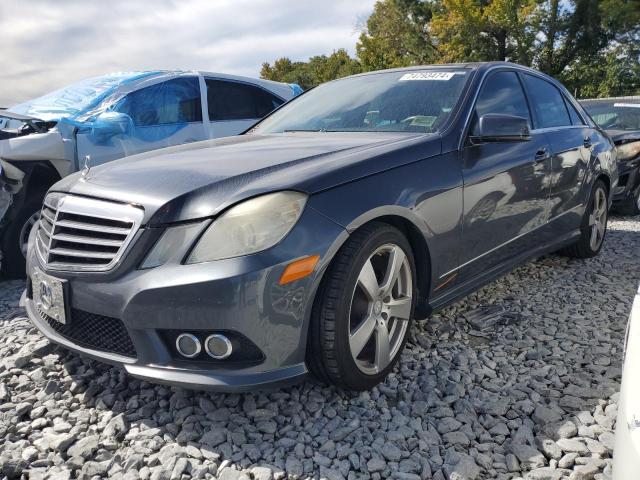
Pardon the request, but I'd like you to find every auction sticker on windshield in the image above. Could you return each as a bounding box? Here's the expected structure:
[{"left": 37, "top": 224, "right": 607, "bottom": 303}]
[{"left": 399, "top": 72, "right": 457, "bottom": 81}]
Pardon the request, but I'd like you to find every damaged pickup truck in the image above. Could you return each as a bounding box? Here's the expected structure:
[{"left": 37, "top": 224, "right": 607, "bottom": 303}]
[{"left": 0, "top": 71, "right": 301, "bottom": 277}]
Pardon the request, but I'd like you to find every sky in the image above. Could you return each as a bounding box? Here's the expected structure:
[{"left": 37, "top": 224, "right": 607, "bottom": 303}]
[{"left": 0, "top": 0, "right": 376, "bottom": 106}]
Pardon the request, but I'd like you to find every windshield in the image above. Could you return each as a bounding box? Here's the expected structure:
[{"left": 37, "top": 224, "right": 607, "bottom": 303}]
[
  {"left": 253, "top": 69, "right": 470, "bottom": 134},
  {"left": 582, "top": 99, "right": 640, "bottom": 131},
  {"left": 8, "top": 72, "right": 156, "bottom": 122}
]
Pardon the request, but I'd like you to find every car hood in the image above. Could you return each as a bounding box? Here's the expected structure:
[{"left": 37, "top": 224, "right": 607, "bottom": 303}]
[
  {"left": 54, "top": 132, "right": 439, "bottom": 225},
  {"left": 605, "top": 129, "right": 640, "bottom": 144}
]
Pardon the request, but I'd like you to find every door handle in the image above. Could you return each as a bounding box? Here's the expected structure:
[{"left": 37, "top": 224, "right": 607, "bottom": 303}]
[
  {"left": 534, "top": 147, "right": 549, "bottom": 163},
  {"left": 584, "top": 136, "right": 592, "bottom": 148},
  {"left": 182, "top": 138, "right": 197, "bottom": 144}
]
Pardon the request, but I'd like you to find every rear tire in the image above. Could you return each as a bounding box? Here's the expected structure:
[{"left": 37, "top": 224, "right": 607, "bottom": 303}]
[
  {"left": 307, "top": 222, "right": 416, "bottom": 390},
  {"left": 559, "top": 180, "right": 609, "bottom": 259}
]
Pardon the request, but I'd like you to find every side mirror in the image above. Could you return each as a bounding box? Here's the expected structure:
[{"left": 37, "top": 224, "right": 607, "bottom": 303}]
[
  {"left": 91, "top": 111, "right": 132, "bottom": 137},
  {"left": 475, "top": 113, "right": 531, "bottom": 142}
]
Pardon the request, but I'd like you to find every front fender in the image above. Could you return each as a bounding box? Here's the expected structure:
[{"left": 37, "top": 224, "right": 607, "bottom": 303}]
[{"left": 307, "top": 151, "right": 464, "bottom": 293}]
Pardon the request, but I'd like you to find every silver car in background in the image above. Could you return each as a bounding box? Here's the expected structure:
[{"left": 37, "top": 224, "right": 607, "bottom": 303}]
[{"left": 0, "top": 71, "right": 300, "bottom": 277}]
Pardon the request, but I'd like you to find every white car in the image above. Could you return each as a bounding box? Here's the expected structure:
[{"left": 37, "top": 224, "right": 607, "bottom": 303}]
[
  {"left": 614, "top": 284, "right": 640, "bottom": 478},
  {"left": 0, "top": 70, "right": 301, "bottom": 276}
]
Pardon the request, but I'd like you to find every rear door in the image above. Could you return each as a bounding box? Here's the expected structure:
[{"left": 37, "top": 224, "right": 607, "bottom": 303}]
[
  {"left": 205, "top": 79, "right": 284, "bottom": 138},
  {"left": 458, "top": 70, "right": 552, "bottom": 279},
  {"left": 520, "top": 73, "right": 590, "bottom": 229}
]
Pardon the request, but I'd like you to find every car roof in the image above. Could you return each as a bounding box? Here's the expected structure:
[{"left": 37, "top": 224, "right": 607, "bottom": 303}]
[
  {"left": 138, "top": 70, "right": 297, "bottom": 99},
  {"left": 334, "top": 61, "right": 563, "bottom": 87}
]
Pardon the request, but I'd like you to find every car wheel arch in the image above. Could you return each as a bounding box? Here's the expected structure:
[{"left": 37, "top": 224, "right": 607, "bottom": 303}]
[
  {"left": 596, "top": 173, "right": 610, "bottom": 195},
  {"left": 306, "top": 210, "right": 433, "bottom": 327},
  {"left": 13, "top": 161, "right": 61, "bottom": 200}
]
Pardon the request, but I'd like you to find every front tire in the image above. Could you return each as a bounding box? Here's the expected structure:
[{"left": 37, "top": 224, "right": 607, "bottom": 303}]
[
  {"left": 560, "top": 179, "right": 609, "bottom": 259},
  {"left": 1, "top": 197, "right": 42, "bottom": 278},
  {"left": 307, "top": 223, "right": 416, "bottom": 390}
]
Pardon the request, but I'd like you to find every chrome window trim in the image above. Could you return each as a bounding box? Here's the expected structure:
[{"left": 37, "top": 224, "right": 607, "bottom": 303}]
[
  {"left": 36, "top": 193, "right": 144, "bottom": 273},
  {"left": 457, "top": 65, "right": 587, "bottom": 150}
]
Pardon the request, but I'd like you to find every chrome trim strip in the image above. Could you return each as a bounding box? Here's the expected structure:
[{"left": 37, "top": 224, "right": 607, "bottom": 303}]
[
  {"left": 54, "top": 219, "right": 131, "bottom": 235},
  {"left": 48, "top": 247, "right": 116, "bottom": 259},
  {"left": 52, "top": 233, "right": 124, "bottom": 247},
  {"left": 439, "top": 204, "right": 582, "bottom": 279}
]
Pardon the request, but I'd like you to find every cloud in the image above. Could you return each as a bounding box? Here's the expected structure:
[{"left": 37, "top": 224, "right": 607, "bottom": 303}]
[{"left": 0, "top": 0, "right": 375, "bottom": 105}]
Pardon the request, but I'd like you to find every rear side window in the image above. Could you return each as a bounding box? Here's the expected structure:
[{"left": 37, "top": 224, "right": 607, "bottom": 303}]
[
  {"left": 206, "top": 80, "right": 284, "bottom": 121},
  {"left": 472, "top": 71, "right": 531, "bottom": 135},
  {"left": 522, "top": 74, "right": 571, "bottom": 129},
  {"left": 115, "top": 77, "right": 202, "bottom": 126}
]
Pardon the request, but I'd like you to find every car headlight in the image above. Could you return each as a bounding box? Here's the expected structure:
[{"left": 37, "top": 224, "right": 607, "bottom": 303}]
[
  {"left": 617, "top": 140, "right": 640, "bottom": 161},
  {"left": 186, "top": 191, "right": 307, "bottom": 263},
  {"left": 141, "top": 222, "right": 203, "bottom": 269}
]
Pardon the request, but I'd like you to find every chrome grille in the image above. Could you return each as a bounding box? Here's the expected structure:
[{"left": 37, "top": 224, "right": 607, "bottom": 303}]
[{"left": 36, "top": 193, "right": 144, "bottom": 272}]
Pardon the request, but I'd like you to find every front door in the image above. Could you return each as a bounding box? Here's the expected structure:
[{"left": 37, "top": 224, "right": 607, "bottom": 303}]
[
  {"left": 458, "top": 70, "right": 552, "bottom": 280},
  {"left": 76, "top": 76, "right": 207, "bottom": 167}
]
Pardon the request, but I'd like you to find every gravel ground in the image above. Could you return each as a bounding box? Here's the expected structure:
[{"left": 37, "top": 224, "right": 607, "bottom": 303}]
[{"left": 1, "top": 215, "right": 639, "bottom": 480}]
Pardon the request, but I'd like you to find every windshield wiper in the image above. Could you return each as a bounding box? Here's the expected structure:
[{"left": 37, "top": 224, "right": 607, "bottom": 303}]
[{"left": 283, "top": 128, "right": 327, "bottom": 133}]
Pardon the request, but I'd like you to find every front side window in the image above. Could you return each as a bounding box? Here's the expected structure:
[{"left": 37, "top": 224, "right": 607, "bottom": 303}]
[
  {"left": 582, "top": 100, "right": 640, "bottom": 131},
  {"left": 471, "top": 71, "right": 531, "bottom": 135},
  {"left": 253, "top": 69, "right": 470, "bottom": 134},
  {"left": 115, "top": 77, "right": 202, "bottom": 127},
  {"left": 206, "top": 80, "right": 283, "bottom": 121},
  {"left": 522, "top": 74, "right": 571, "bottom": 129}
]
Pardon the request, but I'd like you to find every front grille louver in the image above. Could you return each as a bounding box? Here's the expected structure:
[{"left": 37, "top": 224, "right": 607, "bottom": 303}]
[{"left": 35, "top": 193, "right": 143, "bottom": 272}]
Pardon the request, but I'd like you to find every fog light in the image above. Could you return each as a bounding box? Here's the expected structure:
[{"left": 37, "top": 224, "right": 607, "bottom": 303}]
[
  {"left": 205, "top": 334, "right": 233, "bottom": 359},
  {"left": 176, "top": 333, "right": 201, "bottom": 358}
]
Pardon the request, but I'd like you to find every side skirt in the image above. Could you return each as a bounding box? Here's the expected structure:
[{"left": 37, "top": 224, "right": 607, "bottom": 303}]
[{"left": 426, "top": 229, "right": 581, "bottom": 314}]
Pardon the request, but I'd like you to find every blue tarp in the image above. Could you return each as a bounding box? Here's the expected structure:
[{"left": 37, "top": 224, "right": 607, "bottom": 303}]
[
  {"left": 9, "top": 71, "right": 160, "bottom": 122},
  {"left": 289, "top": 83, "right": 304, "bottom": 96}
]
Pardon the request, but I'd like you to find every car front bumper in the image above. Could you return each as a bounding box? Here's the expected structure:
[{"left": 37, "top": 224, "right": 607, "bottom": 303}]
[{"left": 23, "top": 205, "right": 346, "bottom": 391}]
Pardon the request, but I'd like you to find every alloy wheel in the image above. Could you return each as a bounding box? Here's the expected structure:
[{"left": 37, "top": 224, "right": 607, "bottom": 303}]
[
  {"left": 348, "top": 244, "right": 412, "bottom": 375},
  {"left": 19, "top": 211, "right": 40, "bottom": 257},
  {"left": 588, "top": 187, "right": 607, "bottom": 251}
]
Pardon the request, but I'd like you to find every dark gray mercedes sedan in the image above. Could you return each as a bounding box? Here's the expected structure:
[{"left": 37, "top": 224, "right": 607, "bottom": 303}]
[{"left": 23, "top": 62, "right": 617, "bottom": 391}]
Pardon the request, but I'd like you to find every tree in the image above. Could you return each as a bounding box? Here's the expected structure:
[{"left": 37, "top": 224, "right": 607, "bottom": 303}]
[
  {"left": 430, "top": 0, "right": 538, "bottom": 65},
  {"left": 547, "top": 0, "right": 640, "bottom": 95},
  {"left": 260, "top": 0, "right": 640, "bottom": 97},
  {"left": 356, "top": 0, "right": 438, "bottom": 70},
  {"left": 260, "top": 50, "right": 361, "bottom": 90},
  {"left": 260, "top": 58, "right": 315, "bottom": 90},
  {"left": 561, "top": 45, "right": 640, "bottom": 98}
]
